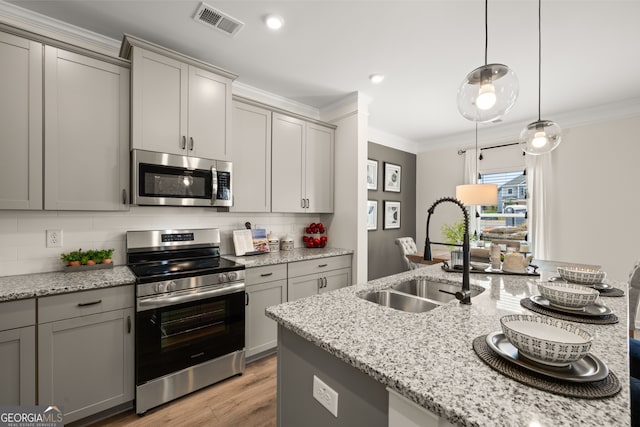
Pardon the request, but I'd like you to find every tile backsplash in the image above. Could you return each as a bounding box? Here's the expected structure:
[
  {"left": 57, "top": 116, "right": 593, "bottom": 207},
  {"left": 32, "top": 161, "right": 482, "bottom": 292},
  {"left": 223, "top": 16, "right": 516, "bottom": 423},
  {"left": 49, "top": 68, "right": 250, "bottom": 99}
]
[{"left": 0, "top": 207, "right": 319, "bottom": 276}]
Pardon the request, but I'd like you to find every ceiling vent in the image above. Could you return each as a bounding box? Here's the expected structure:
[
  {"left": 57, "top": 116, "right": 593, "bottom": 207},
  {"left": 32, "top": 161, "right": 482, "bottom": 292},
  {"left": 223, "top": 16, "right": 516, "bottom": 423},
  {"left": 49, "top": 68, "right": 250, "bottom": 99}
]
[{"left": 193, "top": 2, "right": 244, "bottom": 37}]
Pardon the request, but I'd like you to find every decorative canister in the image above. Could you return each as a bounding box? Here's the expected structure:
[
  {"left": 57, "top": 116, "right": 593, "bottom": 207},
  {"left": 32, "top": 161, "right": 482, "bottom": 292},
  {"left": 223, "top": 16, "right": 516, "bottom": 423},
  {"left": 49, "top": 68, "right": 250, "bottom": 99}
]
[
  {"left": 268, "top": 232, "right": 280, "bottom": 252},
  {"left": 280, "top": 236, "right": 294, "bottom": 251}
]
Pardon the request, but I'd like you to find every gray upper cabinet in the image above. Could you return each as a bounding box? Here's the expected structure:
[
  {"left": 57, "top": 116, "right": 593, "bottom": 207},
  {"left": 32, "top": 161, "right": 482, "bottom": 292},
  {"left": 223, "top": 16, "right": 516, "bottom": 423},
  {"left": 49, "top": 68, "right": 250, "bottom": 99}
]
[
  {"left": 123, "top": 35, "right": 236, "bottom": 160},
  {"left": 0, "top": 32, "right": 43, "bottom": 210},
  {"left": 230, "top": 100, "right": 272, "bottom": 212},
  {"left": 44, "top": 46, "right": 129, "bottom": 211},
  {"left": 272, "top": 112, "right": 334, "bottom": 213}
]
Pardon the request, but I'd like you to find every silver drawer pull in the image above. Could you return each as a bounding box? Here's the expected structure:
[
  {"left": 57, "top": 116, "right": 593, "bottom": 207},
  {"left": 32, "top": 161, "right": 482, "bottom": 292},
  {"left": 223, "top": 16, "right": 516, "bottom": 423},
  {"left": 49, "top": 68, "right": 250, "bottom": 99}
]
[
  {"left": 318, "top": 264, "right": 328, "bottom": 268},
  {"left": 191, "top": 352, "right": 205, "bottom": 359},
  {"left": 77, "top": 300, "right": 102, "bottom": 307},
  {"left": 260, "top": 272, "right": 273, "bottom": 277}
]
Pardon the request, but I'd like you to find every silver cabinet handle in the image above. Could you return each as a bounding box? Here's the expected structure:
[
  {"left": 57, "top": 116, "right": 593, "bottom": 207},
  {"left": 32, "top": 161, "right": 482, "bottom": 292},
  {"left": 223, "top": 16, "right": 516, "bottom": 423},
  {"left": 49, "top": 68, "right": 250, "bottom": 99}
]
[
  {"left": 301, "top": 199, "right": 305, "bottom": 208},
  {"left": 127, "top": 315, "right": 131, "bottom": 334},
  {"left": 245, "top": 292, "right": 249, "bottom": 306},
  {"left": 77, "top": 300, "right": 102, "bottom": 307},
  {"left": 122, "top": 189, "right": 127, "bottom": 205},
  {"left": 181, "top": 135, "right": 187, "bottom": 149},
  {"left": 189, "top": 136, "right": 194, "bottom": 151},
  {"left": 324, "top": 277, "right": 328, "bottom": 288},
  {"left": 318, "top": 264, "right": 328, "bottom": 268},
  {"left": 260, "top": 272, "right": 273, "bottom": 277}
]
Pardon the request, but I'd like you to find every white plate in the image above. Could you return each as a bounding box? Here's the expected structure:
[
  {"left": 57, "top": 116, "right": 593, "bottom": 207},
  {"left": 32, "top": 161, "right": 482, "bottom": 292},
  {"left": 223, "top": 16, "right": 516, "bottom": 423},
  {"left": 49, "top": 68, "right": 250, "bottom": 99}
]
[
  {"left": 485, "top": 331, "right": 608, "bottom": 383},
  {"left": 530, "top": 295, "right": 612, "bottom": 317}
]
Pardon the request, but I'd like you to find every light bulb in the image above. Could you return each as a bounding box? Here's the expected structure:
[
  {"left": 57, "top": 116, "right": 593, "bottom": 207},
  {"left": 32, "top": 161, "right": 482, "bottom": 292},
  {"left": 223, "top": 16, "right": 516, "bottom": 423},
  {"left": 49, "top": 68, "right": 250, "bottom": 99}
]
[
  {"left": 265, "top": 15, "right": 284, "bottom": 30},
  {"left": 476, "top": 83, "right": 497, "bottom": 110},
  {"left": 532, "top": 131, "right": 548, "bottom": 148}
]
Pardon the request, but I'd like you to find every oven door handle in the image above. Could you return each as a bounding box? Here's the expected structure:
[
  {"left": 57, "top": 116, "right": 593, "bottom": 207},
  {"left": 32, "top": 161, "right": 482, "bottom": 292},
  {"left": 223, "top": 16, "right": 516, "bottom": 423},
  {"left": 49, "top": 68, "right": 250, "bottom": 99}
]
[{"left": 137, "top": 282, "right": 245, "bottom": 311}]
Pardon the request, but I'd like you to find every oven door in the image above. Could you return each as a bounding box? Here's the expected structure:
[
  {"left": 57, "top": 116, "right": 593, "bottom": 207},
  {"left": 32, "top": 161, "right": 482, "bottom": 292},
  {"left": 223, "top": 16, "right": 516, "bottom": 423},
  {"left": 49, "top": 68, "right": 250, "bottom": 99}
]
[
  {"left": 135, "top": 283, "right": 245, "bottom": 385},
  {"left": 132, "top": 149, "right": 215, "bottom": 207}
]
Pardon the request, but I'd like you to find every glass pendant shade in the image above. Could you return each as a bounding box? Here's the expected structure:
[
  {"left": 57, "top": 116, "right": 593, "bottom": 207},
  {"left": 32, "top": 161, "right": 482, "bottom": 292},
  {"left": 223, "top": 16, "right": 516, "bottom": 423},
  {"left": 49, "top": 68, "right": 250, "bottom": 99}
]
[
  {"left": 520, "top": 120, "right": 561, "bottom": 155},
  {"left": 456, "top": 183, "right": 498, "bottom": 206},
  {"left": 457, "top": 63, "right": 519, "bottom": 123}
]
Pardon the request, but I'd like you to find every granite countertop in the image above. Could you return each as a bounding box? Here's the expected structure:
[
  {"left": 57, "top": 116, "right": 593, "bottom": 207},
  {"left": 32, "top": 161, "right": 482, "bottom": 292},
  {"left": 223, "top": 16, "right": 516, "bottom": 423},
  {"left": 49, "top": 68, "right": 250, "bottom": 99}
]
[
  {"left": 266, "top": 264, "right": 630, "bottom": 427},
  {"left": 0, "top": 266, "right": 136, "bottom": 302},
  {"left": 223, "top": 247, "right": 353, "bottom": 268}
]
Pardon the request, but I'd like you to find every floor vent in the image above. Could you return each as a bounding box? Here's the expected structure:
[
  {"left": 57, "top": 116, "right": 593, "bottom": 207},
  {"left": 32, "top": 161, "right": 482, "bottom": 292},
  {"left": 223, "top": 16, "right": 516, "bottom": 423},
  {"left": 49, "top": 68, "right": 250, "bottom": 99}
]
[{"left": 193, "top": 2, "right": 244, "bottom": 37}]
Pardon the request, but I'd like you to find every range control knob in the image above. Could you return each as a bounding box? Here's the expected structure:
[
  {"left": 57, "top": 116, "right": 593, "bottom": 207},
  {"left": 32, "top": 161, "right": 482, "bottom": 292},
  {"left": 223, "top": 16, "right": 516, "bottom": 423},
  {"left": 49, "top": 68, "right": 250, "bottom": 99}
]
[
  {"left": 218, "top": 273, "right": 228, "bottom": 283},
  {"left": 227, "top": 271, "right": 238, "bottom": 282},
  {"left": 157, "top": 283, "right": 166, "bottom": 293},
  {"left": 167, "top": 281, "right": 176, "bottom": 292}
]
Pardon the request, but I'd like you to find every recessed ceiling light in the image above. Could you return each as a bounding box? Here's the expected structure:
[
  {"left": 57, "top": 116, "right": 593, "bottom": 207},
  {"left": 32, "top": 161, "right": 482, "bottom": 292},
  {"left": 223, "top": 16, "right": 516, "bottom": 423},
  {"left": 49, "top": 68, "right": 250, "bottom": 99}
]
[
  {"left": 265, "top": 14, "right": 284, "bottom": 30},
  {"left": 369, "top": 74, "right": 385, "bottom": 84}
]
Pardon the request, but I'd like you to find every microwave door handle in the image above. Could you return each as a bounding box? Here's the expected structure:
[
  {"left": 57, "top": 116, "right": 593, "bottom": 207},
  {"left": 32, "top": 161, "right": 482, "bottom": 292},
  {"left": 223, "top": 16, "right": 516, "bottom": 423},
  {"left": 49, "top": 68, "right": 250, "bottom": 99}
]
[{"left": 211, "top": 166, "right": 218, "bottom": 205}]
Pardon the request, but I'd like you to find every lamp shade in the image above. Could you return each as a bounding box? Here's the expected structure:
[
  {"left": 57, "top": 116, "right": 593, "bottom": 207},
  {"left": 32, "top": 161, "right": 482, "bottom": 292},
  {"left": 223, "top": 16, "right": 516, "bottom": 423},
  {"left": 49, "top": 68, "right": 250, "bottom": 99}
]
[
  {"left": 520, "top": 119, "right": 562, "bottom": 155},
  {"left": 456, "top": 183, "right": 498, "bottom": 206},
  {"left": 457, "top": 64, "right": 519, "bottom": 123}
]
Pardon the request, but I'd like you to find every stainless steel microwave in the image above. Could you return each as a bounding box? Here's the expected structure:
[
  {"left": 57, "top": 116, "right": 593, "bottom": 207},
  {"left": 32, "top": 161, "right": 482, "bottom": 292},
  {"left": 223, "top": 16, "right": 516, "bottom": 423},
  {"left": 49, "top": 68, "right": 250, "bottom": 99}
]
[{"left": 131, "top": 149, "right": 232, "bottom": 207}]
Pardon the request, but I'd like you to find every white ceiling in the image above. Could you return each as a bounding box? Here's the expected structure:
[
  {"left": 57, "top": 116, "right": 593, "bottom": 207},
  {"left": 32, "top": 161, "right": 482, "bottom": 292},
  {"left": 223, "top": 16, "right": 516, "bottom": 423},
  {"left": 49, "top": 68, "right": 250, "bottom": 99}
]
[{"left": 6, "top": 0, "right": 640, "bottom": 149}]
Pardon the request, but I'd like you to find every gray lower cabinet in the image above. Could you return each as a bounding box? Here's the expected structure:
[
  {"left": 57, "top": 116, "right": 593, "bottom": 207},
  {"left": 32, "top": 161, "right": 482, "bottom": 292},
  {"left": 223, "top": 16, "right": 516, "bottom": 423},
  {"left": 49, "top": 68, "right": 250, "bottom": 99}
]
[
  {"left": 245, "top": 264, "right": 287, "bottom": 359},
  {"left": 38, "top": 286, "right": 134, "bottom": 424},
  {"left": 287, "top": 255, "right": 352, "bottom": 302},
  {"left": 0, "top": 299, "right": 36, "bottom": 405}
]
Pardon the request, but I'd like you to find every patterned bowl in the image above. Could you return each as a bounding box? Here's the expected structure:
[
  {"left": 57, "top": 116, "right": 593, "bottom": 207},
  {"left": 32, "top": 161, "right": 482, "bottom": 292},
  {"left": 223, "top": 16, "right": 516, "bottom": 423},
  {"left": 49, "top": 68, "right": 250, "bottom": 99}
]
[
  {"left": 557, "top": 266, "right": 606, "bottom": 285},
  {"left": 500, "top": 314, "right": 593, "bottom": 366},
  {"left": 537, "top": 282, "right": 600, "bottom": 309}
]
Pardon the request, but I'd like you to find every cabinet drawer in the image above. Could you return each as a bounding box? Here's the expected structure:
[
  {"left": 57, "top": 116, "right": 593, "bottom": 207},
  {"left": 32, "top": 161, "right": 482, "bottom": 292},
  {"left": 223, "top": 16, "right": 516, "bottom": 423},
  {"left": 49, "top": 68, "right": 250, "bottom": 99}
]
[
  {"left": 0, "top": 299, "right": 35, "bottom": 331},
  {"left": 38, "top": 285, "right": 134, "bottom": 324},
  {"left": 288, "top": 255, "right": 352, "bottom": 278},
  {"left": 246, "top": 264, "right": 287, "bottom": 285}
]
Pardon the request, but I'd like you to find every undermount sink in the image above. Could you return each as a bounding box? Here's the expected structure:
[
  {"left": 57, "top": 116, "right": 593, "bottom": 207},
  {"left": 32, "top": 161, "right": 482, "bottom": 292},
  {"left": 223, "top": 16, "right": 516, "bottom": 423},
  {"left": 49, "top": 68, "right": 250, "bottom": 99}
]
[
  {"left": 392, "top": 279, "right": 485, "bottom": 304},
  {"left": 360, "top": 290, "right": 441, "bottom": 313}
]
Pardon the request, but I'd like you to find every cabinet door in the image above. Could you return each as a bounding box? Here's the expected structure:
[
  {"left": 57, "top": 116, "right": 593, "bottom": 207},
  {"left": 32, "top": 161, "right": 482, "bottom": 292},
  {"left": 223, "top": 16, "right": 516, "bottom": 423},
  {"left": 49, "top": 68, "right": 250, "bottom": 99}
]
[
  {"left": 288, "top": 274, "right": 321, "bottom": 302},
  {"left": 0, "top": 32, "right": 42, "bottom": 210},
  {"left": 38, "top": 308, "right": 134, "bottom": 424},
  {"left": 272, "top": 113, "right": 305, "bottom": 212},
  {"left": 229, "top": 101, "right": 272, "bottom": 212},
  {"left": 245, "top": 279, "right": 286, "bottom": 358},
  {"left": 188, "top": 65, "right": 231, "bottom": 160},
  {"left": 44, "top": 47, "right": 129, "bottom": 210},
  {"left": 0, "top": 326, "right": 36, "bottom": 405},
  {"left": 131, "top": 47, "right": 188, "bottom": 155},
  {"left": 321, "top": 267, "right": 351, "bottom": 294},
  {"left": 305, "top": 123, "right": 334, "bottom": 213}
]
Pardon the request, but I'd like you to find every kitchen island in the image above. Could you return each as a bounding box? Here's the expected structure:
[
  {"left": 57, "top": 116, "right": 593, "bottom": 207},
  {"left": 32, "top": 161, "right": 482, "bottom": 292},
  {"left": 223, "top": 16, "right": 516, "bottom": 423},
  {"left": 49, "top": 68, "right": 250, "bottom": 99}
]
[{"left": 266, "top": 264, "right": 630, "bottom": 426}]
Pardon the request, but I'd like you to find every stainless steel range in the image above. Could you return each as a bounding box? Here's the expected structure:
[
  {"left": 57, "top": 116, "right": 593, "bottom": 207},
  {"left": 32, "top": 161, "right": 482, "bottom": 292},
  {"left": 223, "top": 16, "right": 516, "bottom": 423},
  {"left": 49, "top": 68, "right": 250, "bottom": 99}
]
[{"left": 126, "top": 228, "right": 246, "bottom": 415}]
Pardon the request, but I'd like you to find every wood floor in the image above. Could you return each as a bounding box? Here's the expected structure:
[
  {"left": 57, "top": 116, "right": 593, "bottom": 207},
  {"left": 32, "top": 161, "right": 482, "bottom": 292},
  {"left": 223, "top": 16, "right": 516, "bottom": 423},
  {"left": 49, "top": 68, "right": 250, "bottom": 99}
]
[{"left": 93, "top": 354, "right": 277, "bottom": 427}]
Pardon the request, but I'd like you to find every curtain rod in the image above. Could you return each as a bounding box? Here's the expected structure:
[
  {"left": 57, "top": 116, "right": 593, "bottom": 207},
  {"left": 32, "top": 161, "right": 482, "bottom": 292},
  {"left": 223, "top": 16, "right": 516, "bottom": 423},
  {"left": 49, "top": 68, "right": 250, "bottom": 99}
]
[{"left": 457, "top": 141, "right": 519, "bottom": 155}]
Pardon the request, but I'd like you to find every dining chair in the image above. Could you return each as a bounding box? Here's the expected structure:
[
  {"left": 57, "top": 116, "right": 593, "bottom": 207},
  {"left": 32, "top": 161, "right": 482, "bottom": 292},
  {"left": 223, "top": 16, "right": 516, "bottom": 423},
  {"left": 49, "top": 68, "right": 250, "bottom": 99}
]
[{"left": 395, "top": 237, "right": 420, "bottom": 271}]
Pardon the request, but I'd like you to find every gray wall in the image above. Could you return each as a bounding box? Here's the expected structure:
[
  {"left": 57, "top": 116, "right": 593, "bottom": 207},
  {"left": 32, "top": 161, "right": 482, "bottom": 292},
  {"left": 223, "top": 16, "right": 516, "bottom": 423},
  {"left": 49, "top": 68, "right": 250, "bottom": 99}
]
[{"left": 367, "top": 142, "right": 416, "bottom": 280}]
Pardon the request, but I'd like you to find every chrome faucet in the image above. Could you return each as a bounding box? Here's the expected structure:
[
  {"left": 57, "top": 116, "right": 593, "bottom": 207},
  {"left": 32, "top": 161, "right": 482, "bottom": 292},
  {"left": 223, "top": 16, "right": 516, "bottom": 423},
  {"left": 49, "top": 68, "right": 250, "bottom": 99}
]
[{"left": 423, "top": 197, "right": 472, "bottom": 304}]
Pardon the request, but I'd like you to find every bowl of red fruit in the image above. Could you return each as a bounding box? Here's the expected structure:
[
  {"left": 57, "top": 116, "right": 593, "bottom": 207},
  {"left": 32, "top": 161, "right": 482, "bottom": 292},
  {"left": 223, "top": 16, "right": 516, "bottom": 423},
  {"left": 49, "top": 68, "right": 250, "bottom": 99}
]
[{"left": 303, "top": 222, "right": 328, "bottom": 248}]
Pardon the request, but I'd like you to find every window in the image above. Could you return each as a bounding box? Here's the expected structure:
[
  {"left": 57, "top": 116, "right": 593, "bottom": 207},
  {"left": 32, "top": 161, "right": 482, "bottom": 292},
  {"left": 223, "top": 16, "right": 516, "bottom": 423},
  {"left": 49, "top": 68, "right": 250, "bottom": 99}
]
[{"left": 478, "top": 170, "right": 528, "bottom": 248}]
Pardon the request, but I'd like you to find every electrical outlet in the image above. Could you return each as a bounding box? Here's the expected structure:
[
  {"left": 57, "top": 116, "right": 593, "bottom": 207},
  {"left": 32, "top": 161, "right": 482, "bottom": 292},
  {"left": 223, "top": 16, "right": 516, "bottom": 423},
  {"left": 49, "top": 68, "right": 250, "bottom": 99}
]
[
  {"left": 312, "top": 375, "right": 338, "bottom": 417},
  {"left": 46, "top": 229, "right": 63, "bottom": 248}
]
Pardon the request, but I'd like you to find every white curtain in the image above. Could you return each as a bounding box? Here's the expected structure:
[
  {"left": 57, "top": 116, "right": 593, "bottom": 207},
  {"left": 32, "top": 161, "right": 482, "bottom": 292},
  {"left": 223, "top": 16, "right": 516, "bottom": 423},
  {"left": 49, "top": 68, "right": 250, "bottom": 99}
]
[
  {"left": 525, "top": 153, "right": 552, "bottom": 260},
  {"left": 463, "top": 148, "right": 480, "bottom": 235}
]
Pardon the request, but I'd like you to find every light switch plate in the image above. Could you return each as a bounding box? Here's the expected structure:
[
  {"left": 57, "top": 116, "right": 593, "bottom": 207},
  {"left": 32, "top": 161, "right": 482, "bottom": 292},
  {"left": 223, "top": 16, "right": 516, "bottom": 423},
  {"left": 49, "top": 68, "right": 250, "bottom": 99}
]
[
  {"left": 312, "top": 375, "right": 338, "bottom": 417},
  {"left": 46, "top": 229, "right": 62, "bottom": 248}
]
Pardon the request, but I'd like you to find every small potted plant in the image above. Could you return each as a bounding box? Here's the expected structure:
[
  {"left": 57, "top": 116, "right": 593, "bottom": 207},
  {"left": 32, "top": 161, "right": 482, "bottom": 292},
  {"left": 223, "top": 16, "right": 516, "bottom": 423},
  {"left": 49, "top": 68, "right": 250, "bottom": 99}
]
[
  {"left": 60, "top": 249, "right": 82, "bottom": 267},
  {"left": 99, "top": 249, "right": 114, "bottom": 264}
]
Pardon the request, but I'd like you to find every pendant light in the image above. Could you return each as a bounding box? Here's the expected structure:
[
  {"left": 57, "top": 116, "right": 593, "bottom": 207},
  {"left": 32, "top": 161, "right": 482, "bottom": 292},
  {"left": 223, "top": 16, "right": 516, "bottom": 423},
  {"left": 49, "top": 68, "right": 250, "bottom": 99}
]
[
  {"left": 456, "top": 124, "right": 498, "bottom": 206},
  {"left": 520, "top": 0, "right": 562, "bottom": 155},
  {"left": 457, "top": 0, "right": 519, "bottom": 123}
]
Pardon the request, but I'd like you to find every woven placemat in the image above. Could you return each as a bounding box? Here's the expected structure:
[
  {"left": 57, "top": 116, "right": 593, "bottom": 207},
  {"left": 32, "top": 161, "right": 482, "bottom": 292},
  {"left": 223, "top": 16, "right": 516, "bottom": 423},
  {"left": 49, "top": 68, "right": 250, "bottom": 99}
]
[
  {"left": 473, "top": 335, "right": 621, "bottom": 399},
  {"left": 595, "top": 287, "right": 625, "bottom": 297},
  {"left": 520, "top": 298, "right": 619, "bottom": 325}
]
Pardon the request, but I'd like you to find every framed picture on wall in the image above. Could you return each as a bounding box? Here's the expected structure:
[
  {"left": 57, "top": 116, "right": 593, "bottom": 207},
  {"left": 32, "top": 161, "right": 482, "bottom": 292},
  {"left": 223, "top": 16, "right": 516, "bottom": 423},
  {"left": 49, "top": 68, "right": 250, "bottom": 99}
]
[
  {"left": 367, "top": 200, "right": 378, "bottom": 230},
  {"left": 384, "top": 162, "right": 401, "bottom": 192},
  {"left": 367, "top": 159, "right": 378, "bottom": 190},
  {"left": 384, "top": 201, "right": 401, "bottom": 229}
]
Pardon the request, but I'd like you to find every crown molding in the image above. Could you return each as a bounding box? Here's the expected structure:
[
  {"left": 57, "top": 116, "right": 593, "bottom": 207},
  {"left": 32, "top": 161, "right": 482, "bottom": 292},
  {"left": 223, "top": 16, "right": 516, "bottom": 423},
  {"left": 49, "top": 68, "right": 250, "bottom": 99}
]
[
  {"left": 232, "top": 81, "right": 320, "bottom": 119},
  {"left": 0, "top": 1, "right": 120, "bottom": 57},
  {"left": 417, "top": 97, "right": 640, "bottom": 153},
  {"left": 368, "top": 128, "right": 420, "bottom": 155}
]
